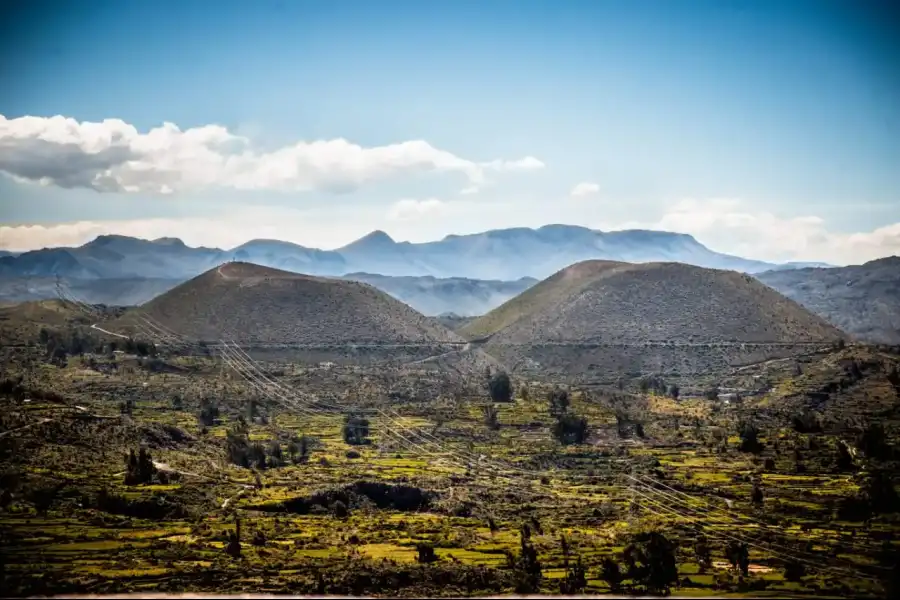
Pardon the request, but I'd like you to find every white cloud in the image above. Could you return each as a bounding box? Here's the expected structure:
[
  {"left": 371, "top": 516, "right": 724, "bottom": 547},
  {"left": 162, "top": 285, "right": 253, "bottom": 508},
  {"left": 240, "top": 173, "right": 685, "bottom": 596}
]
[
  {"left": 459, "top": 186, "right": 480, "bottom": 195},
  {"left": 570, "top": 182, "right": 600, "bottom": 197},
  {"left": 480, "top": 156, "right": 545, "bottom": 172},
  {"left": 1, "top": 196, "right": 897, "bottom": 266},
  {"left": 616, "top": 198, "right": 900, "bottom": 266},
  {"left": 0, "top": 114, "right": 544, "bottom": 194},
  {"left": 387, "top": 198, "right": 448, "bottom": 221}
]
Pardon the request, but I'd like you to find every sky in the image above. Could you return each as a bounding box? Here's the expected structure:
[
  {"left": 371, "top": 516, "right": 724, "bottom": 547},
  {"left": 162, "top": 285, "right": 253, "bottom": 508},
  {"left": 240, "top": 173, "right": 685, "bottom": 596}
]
[{"left": 0, "top": 0, "right": 898, "bottom": 265}]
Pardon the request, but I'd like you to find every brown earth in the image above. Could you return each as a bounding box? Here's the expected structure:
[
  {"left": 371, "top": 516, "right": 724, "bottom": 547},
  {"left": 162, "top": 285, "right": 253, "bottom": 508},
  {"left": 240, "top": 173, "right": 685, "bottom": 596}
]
[
  {"left": 461, "top": 260, "right": 846, "bottom": 378},
  {"left": 463, "top": 260, "right": 846, "bottom": 345},
  {"left": 112, "top": 262, "right": 464, "bottom": 346}
]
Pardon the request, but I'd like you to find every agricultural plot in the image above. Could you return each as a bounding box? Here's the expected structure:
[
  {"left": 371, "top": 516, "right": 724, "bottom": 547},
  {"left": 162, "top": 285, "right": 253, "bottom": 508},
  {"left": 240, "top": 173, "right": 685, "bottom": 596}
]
[{"left": 1, "top": 319, "right": 899, "bottom": 597}]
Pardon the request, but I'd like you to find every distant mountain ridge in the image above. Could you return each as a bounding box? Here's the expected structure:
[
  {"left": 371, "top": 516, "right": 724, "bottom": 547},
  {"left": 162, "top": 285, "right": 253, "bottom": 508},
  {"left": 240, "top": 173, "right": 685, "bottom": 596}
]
[
  {"left": 756, "top": 256, "right": 900, "bottom": 344},
  {"left": 0, "top": 224, "right": 817, "bottom": 282}
]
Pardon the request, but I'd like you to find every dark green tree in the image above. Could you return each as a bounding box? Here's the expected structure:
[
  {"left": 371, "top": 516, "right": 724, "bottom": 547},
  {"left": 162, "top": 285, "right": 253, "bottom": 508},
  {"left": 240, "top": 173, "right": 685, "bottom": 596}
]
[
  {"left": 552, "top": 413, "right": 589, "bottom": 445},
  {"left": 342, "top": 414, "right": 370, "bottom": 445},
  {"left": 489, "top": 371, "right": 513, "bottom": 403}
]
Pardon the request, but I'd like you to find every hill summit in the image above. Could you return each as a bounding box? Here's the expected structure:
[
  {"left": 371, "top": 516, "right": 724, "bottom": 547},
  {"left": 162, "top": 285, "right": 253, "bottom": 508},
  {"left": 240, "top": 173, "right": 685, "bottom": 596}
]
[
  {"left": 115, "top": 262, "right": 464, "bottom": 346},
  {"left": 463, "top": 260, "right": 846, "bottom": 345}
]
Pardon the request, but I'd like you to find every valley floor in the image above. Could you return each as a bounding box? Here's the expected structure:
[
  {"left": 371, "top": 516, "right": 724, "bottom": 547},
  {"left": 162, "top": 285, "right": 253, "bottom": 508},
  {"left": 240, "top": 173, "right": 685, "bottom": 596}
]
[{"left": 1, "top": 333, "right": 899, "bottom": 598}]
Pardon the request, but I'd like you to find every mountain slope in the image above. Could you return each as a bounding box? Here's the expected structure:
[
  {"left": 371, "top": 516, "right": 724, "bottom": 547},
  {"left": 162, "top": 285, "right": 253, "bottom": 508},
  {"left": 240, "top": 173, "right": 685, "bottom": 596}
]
[
  {"left": 0, "top": 276, "right": 182, "bottom": 306},
  {"left": 461, "top": 260, "right": 846, "bottom": 379},
  {"left": 756, "top": 256, "right": 900, "bottom": 344},
  {"left": 464, "top": 260, "right": 845, "bottom": 345},
  {"left": 113, "top": 262, "right": 465, "bottom": 346}
]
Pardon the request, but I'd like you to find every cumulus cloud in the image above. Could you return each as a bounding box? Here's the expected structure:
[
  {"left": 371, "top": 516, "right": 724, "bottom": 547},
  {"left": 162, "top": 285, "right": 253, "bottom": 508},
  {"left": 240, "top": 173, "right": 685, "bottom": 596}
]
[
  {"left": 0, "top": 114, "right": 544, "bottom": 194},
  {"left": 570, "top": 182, "right": 600, "bottom": 197},
  {"left": 638, "top": 198, "right": 900, "bottom": 265}
]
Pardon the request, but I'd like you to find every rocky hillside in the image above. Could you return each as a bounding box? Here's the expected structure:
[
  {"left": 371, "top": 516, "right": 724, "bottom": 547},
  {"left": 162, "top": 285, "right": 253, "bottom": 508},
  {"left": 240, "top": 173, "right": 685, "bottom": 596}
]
[
  {"left": 757, "top": 257, "right": 900, "bottom": 344},
  {"left": 112, "top": 262, "right": 465, "bottom": 346}
]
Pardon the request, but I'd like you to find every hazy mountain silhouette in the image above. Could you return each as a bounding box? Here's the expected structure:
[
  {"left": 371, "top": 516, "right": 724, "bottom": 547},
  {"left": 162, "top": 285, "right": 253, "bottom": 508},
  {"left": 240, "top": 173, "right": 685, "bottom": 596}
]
[{"left": 0, "top": 224, "right": 804, "bottom": 282}]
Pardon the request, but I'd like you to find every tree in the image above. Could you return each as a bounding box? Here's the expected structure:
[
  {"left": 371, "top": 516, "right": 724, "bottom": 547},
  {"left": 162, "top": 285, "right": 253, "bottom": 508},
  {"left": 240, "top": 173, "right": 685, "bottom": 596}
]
[
  {"left": 287, "top": 435, "right": 310, "bottom": 463},
  {"left": 482, "top": 404, "right": 500, "bottom": 431},
  {"left": 784, "top": 560, "right": 805, "bottom": 582},
  {"left": 792, "top": 410, "right": 822, "bottom": 433},
  {"left": 858, "top": 423, "right": 890, "bottom": 460},
  {"left": 751, "top": 484, "right": 764, "bottom": 505},
  {"left": 507, "top": 524, "right": 542, "bottom": 594},
  {"left": 694, "top": 535, "right": 712, "bottom": 574},
  {"left": 623, "top": 531, "right": 679, "bottom": 595},
  {"left": 125, "top": 447, "right": 156, "bottom": 485},
  {"left": 836, "top": 440, "right": 855, "bottom": 471},
  {"left": 548, "top": 387, "right": 570, "bottom": 416},
  {"left": 726, "top": 541, "right": 749, "bottom": 577},
  {"left": 267, "top": 441, "right": 284, "bottom": 468},
  {"left": 343, "top": 414, "right": 370, "bottom": 445},
  {"left": 738, "top": 421, "right": 763, "bottom": 454},
  {"left": 600, "top": 558, "right": 623, "bottom": 592},
  {"left": 225, "top": 519, "right": 241, "bottom": 558},
  {"left": 416, "top": 543, "right": 438, "bottom": 564},
  {"left": 552, "top": 413, "right": 589, "bottom": 445},
  {"left": 488, "top": 371, "right": 513, "bottom": 403},
  {"left": 198, "top": 398, "right": 220, "bottom": 427},
  {"left": 558, "top": 536, "right": 587, "bottom": 594}
]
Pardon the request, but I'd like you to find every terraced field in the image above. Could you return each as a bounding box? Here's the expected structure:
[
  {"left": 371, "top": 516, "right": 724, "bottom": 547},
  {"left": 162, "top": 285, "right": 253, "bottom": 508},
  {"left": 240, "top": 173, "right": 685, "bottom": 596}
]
[{"left": 1, "top": 311, "right": 899, "bottom": 597}]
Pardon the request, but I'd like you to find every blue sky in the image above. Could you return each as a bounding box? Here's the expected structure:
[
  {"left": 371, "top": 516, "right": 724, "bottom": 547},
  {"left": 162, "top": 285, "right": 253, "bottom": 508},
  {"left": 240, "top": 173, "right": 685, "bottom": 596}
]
[{"left": 0, "top": 0, "right": 898, "bottom": 264}]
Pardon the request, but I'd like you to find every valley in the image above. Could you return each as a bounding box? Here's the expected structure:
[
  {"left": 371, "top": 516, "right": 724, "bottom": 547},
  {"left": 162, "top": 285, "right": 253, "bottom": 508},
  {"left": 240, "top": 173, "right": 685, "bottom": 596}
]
[{"left": 1, "top": 257, "right": 899, "bottom": 598}]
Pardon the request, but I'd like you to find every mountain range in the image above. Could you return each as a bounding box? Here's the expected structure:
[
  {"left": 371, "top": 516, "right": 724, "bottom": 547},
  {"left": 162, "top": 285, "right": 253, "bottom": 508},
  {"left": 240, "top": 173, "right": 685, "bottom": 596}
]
[{"left": 0, "top": 225, "right": 816, "bottom": 282}]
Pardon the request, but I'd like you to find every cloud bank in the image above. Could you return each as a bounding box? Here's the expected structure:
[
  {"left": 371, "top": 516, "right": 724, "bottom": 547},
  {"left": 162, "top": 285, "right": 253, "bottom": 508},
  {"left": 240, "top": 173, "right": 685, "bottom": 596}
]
[{"left": 0, "top": 114, "right": 544, "bottom": 194}]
